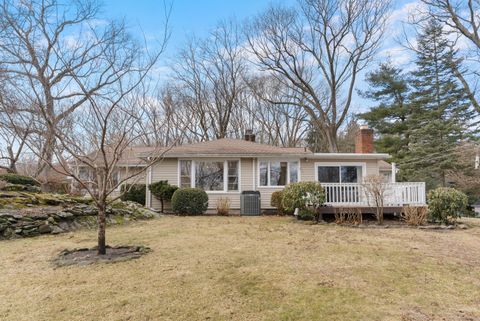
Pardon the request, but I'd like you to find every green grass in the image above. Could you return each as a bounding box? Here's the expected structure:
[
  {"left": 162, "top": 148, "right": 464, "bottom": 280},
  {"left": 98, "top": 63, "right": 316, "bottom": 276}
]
[{"left": 0, "top": 216, "right": 479, "bottom": 320}]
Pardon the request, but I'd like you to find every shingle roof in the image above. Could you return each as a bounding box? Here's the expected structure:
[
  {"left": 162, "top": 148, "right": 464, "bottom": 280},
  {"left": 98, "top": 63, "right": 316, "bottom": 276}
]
[
  {"left": 138, "top": 138, "right": 312, "bottom": 158},
  {"left": 378, "top": 160, "right": 392, "bottom": 171}
]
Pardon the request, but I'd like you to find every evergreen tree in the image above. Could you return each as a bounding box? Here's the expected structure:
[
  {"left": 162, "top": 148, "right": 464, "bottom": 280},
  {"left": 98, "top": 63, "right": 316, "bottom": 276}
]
[
  {"left": 359, "top": 62, "right": 411, "bottom": 165},
  {"left": 404, "top": 19, "right": 473, "bottom": 188}
]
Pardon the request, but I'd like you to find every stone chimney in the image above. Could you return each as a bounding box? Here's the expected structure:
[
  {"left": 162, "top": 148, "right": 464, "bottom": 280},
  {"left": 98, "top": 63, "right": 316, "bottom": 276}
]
[
  {"left": 244, "top": 129, "right": 256, "bottom": 142},
  {"left": 355, "top": 125, "right": 374, "bottom": 153}
]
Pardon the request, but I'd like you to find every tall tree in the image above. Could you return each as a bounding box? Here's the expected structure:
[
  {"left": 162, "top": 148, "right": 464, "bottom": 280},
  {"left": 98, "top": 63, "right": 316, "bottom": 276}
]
[
  {"left": 403, "top": 19, "right": 473, "bottom": 188},
  {"left": 245, "top": 0, "right": 391, "bottom": 152},
  {"left": 359, "top": 62, "right": 411, "bottom": 164},
  {"left": 421, "top": 0, "right": 480, "bottom": 113},
  {"left": 173, "top": 20, "right": 247, "bottom": 141},
  {"left": 0, "top": 0, "right": 169, "bottom": 181}
]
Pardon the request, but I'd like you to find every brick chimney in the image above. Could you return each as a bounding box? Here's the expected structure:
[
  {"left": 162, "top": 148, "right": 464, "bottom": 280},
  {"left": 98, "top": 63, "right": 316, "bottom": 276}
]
[
  {"left": 244, "top": 129, "right": 256, "bottom": 142},
  {"left": 355, "top": 125, "right": 374, "bottom": 153}
]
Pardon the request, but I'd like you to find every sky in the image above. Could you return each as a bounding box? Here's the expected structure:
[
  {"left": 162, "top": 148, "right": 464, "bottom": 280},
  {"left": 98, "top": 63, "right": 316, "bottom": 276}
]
[{"left": 101, "top": 0, "right": 421, "bottom": 113}]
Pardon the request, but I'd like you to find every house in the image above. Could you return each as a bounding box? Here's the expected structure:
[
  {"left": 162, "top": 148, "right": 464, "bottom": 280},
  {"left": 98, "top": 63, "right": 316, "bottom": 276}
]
[
  {"left": 72, "top": 146, "right": 153, "bottom": 195},
  {"left": 138, "top": 127, "right": 426, "bottom": 213},
  {"left": 473, "top": 200, "right": 480, "bottom": 217}
]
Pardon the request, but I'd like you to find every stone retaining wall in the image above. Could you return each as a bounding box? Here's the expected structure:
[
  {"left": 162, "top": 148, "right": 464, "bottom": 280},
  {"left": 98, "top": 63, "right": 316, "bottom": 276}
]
[{"left": 0, "top": 202, "right": 159, "bottom": 240}]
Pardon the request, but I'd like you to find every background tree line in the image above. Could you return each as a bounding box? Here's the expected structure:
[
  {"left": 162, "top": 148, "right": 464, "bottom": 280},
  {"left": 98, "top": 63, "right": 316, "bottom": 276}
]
[{"left": 0, "top": 0, "right": 479, "bottom": 199}]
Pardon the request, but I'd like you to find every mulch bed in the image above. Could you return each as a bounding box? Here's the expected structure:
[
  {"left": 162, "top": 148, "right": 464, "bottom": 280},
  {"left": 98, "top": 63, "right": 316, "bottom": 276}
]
[{"left": 53, "top": 245, "right": 151, "bottom": 267}]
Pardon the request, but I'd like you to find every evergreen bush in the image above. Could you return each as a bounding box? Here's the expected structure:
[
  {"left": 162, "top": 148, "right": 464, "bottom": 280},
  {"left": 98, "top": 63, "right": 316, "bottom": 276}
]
[
  {"left": 120, "top": 184, "right": 146, "bottom": 206},
  {"left": 0, "top": 173, "right": 40, "bottom": 186},
  {"left": 149, "top": 180, "right": 178, "bottom": 212},
  {"left": 171, "top": 188, "right": 208, "bottom": 215},
  {"left": 428, "top": 187, "right": 468, "bottom": 224}
]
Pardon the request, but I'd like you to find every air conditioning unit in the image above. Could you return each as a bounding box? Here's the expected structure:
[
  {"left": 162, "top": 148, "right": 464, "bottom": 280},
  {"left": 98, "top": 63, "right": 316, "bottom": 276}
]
[{"left": 240, "top": 191, "right": 261, "bottom": 216}]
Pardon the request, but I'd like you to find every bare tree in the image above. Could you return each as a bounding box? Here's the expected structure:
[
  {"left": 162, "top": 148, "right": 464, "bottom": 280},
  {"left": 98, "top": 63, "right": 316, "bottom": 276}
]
[
  {"left": 0, "top": 0, "right": 170, "bottom": 181},
  {"left": 0, "top": 88, "right": 30, "bottom": 173},
  {"left": 246, "top": 75, "right": 309, "bottom": 146},
  {"left": 420, "top": 0, "right": 480, "bottom": 112},
  {"left": 363, "top": 175, "right": 388, "bottom": 224},
  {"left": 245, "top": 0, "right": 391, "bottom": 152},
  {"left": 134, "top": 84, "right": 193, "bottom": 147},
  {"left": 4, "top": 0, "right": 172, "bottom": 255},
  {"left": 173, "top": 19, "right": 248, "bottom": 141}
]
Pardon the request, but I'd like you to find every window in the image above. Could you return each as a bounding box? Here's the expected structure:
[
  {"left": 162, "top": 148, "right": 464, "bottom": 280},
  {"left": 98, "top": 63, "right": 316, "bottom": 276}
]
[
  {"left": 259, "top": 161, "right": 268, "bottom": 186},
  {"left": 195, "top": 161, "right": 224, "bottom": 191},
  {"left": 317, "top": 165, "right": 363, "bottom": 183},
  {"left": 289, "top": 161, "right": 299, "bottom": 183},
  {"left": 180, "top": 160, "right": 191, "bottom": 188},
  {"left": 259, "top": 160, "right": 299, "bottom": 186},
  {"left": 227, "top": 161, "right": 239, "bottom": 191},
  {"left": 179, "top": 160, "right": 239, "bottom": 192}
]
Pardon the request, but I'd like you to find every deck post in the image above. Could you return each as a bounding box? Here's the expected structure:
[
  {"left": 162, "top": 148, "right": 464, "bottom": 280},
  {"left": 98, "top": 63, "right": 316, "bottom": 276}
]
[{"left": 391, "top": 162, "right": 396, "bottom": 183}]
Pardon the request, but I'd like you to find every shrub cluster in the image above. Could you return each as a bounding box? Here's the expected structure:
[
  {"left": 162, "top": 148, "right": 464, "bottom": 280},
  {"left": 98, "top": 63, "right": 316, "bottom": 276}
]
[
  {"left": 270, "top": 190, "right": 286, "bottom": 215},
  {"left": 216, "top": 197, "right": 231, "bottom": 216},
  {"left": 171, "top": 188, "right": 208, "bottom": 215},
  {"left": 282, "top": 182, "right": 325, "bottom": 220},
  {"left": 428, "top": 187, "right": 468, "bottom": 224},
  {"left": 0, "top": 173, "right": 40, "bottom": 186},
  {"left": 148, "top": 180, "right": 178, "bottom": 212},
  {"left": 401, "top": 205, "right": 428, "bottom": 226},
  {"left": 120, "top": 184, "right": 146, "bottom": 205}
]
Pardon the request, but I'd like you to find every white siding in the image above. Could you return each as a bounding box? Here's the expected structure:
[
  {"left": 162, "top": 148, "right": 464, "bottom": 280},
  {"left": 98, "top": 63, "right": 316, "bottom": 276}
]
[
  {"left": 150, "top": 158, "right": 255, "bottom": 211},
  {"left": 150, "top": 158, "right": 178, "bottom": 210},
  {"left": 149, "top": 156, "right": 384, "bottom": 211}
]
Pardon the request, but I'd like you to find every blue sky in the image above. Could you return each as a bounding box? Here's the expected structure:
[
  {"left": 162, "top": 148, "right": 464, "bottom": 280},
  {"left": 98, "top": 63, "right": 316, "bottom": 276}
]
[{"left": 102, "top": 0, "right": 420, "bottom": 113}]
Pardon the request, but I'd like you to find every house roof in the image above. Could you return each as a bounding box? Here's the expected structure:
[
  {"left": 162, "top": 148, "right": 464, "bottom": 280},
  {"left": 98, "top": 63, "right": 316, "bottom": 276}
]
[
  {"left": 137, "top": 138, "right": 392, "bottom": 160},
  {"left": 378, "top": 160, "right": 392, "bottom": 171},
  {"left": 138, "top": 138, "right": 312, "bottom": 158}
]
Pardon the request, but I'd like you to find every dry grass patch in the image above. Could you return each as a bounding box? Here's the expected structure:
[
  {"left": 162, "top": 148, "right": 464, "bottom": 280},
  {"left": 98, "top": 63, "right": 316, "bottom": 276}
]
[{"left": 0, "top": 216, "right": 480, "bottom": 321}]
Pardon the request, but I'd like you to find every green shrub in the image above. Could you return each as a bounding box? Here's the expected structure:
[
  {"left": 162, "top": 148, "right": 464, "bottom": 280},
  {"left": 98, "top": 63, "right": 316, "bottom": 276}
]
[
  {"left": 428, "top": 187, "right": 468, "bottom": 224},
  {"left": 120, "top": 184, "right": 146, "bottom": 206},
  {"left": 282, "top": 182, "right": 325, "bottom": 221},
  {"left": 171, "top": 188, "right": 208, "bottom": 215},
  {"left": 270, "top": 190, "right": 286, "bottom": 215},
  {"left": 0, "top": 173, "right": 40, "bottom": 186},
  {"left": 297, "top": 208, "right": 316, "bottom": 221},
  {"left": 149, "top": 180, "right": 178, "bottom": 213}
]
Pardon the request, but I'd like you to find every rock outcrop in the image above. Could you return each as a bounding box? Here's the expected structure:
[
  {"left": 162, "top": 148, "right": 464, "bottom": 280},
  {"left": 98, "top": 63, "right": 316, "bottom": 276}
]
[{"left": 0, "top": 192, "right": 159, "bottom": 239}]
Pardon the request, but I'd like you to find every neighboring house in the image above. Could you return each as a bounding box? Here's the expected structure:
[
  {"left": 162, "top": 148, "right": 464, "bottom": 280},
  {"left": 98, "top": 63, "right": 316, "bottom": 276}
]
[
  {"left": 138, "top": 127, "right": 426, "bottom": 213},
  {"left": 72, "top": 146, "right": 153, "bottom": 195},
  {"left": 473, "top": 200, "right": 480, "bottom": 217}
]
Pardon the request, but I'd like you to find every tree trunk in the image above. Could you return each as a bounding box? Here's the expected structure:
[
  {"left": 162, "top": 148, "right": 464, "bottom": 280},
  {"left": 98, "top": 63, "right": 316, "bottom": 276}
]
[{"left": 97, "top": 203, "right": 107, "bottom": 255}]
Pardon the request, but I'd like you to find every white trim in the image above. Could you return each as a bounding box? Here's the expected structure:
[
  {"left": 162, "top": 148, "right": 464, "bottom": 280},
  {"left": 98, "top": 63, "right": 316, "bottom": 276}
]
[
  {"left": 257, "top": 159, "right": 301, "bottom": 188},
  {"left": 314, "top": 161, "right": 367, "bottom": 183},
  {"left": 146, "top": 166, "right": 152, "bottom": 208},
  {"left": 311, "top": 153, "right": 389, "bottom": 159},
  {"left": 114, "top": 171, "right": 121, "bottom": 191},
  {"left": 252, "top": 158, "right": 256, "bottom": 190}
]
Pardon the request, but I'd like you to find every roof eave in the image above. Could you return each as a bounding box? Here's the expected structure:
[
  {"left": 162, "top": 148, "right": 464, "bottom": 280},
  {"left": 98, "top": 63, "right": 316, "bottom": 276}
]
[{"left": 309, "top": 153, "right": 390, "bottom": 160}]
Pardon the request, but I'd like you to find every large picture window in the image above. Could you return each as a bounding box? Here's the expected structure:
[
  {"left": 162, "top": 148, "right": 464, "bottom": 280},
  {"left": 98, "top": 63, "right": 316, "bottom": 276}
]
[
  {"left": 317, "top": 165, "right": 363, "bottom": 183},
  {"left": 195, "top": 161, "right": 224, "bottom": 191},
  {"left": 179, "top": 160, "right": 239, "bottom": 192},
  {"left": 259, "top": 160, "right": 299, "bottom": 187}
]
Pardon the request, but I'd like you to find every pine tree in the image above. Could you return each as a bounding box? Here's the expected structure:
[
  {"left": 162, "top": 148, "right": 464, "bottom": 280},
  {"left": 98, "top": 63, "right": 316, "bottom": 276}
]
[
  {"left": 404, "top": 19, "right": 473, "bottom": 188},
  {"left": 359, "top": 62, "right": 411, "bottom": 165}
]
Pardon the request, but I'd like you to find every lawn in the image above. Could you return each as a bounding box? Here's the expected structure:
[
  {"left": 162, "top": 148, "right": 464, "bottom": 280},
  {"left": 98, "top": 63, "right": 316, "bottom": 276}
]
[{"left": 1, "top": 216, "right": 480, "bottom": 321}]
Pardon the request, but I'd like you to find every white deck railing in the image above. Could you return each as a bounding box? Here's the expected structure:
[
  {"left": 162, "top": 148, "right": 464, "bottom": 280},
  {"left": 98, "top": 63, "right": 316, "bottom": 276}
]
[{"left": 322, "top": 182, "right": 426, "bottom": 206}]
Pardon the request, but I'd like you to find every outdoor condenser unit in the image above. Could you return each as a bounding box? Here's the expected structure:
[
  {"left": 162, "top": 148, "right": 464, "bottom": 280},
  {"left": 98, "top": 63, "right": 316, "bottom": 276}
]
[{"left": 240, "top": 191, "right": 261, "bottom": 216}]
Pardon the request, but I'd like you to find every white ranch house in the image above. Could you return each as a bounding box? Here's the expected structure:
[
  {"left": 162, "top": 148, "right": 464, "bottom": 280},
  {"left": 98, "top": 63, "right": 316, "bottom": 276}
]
[{"left": 128, "top": 127, "right": 426, "bottom": 213}]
